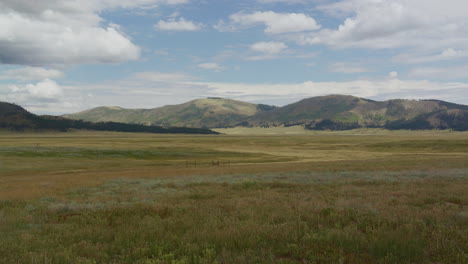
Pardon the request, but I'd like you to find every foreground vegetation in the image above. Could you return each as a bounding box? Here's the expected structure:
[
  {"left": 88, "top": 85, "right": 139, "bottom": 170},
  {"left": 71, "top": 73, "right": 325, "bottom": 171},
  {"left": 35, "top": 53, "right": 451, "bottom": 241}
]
[{"left": 1, "top": 130, "right": 467, "bottom": 263}]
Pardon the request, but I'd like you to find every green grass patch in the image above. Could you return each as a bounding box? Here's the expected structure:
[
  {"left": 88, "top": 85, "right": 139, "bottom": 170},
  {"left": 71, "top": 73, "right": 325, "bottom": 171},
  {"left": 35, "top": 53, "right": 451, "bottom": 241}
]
[
  {"left": 367, "top": 139, "right": 468, "bottom": 152},
  {"left": 0, "top": 146, "right": 258, "bottom": 160}
]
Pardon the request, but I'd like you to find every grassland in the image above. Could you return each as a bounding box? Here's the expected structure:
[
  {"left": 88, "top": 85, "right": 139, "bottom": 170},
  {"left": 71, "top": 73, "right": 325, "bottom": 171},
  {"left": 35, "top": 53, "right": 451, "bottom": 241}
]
[{"left": 1, "top": 130, "right": 467, "bottom": 263}]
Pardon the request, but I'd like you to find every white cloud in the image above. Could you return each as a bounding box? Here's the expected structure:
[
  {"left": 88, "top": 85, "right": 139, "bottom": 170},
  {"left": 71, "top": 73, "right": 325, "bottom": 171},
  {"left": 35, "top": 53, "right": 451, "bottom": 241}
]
[
  {"left": 197, "top": 63, "right": 226, "bottom": 72},
  {"left": 247, "top": 50, "right": 317, "bottom": 61},
  {"left": 246, "top": 42, "right": 288, "bottom": 61},
  {"left": 257, "top": 0, "right": 305, "bottom": 3},
  {"left": 250, "top": 41, "right": 288, "bottom": 54},
  {"left": 389, "top": 71, "right": 398, "bottom": 78},
  {"left": 408, "top": 65, "right": 468, "bottom": 80},
  {"left": 299, "top": 0, "right": 468, "bottom": 52},
  {"left": 192, "top": 78, "right": 468, "bottom": 105},
  {"left": 0, "top": 0, "right": 189, "bottom": 66},
  {"left": 0, "top": 17, "right": 140, "bottom": 66},
  {"left": 245, "top": 54, "right": 279, "bottom": 61},
  {"left": 216, "top": 11, "right": 320, "bottom": 34},
  {"left": 132, "top": 72, "right": 195, "bottom": 82},
  {"left": 9, "top": 79, "right": 63, "bottom": 99},
  {"left": 4, "top": 71, "right": 468, "bottom": 115},
  {"left": 394, "top": 49, "right": 468, "bottom": 64},
  {"left": 155, "top": 18, "right": 203, "bottom": 31},
  {"left": 0, "top": 67, "right": 64, "bottom": 81},
  {"left": 63, "top": 75, "right": 468, "bottom": 112},
  {"left": 157, "top": 0, "right": 189, "bottom": 5},
  {"left": 330, "top": 63, "right": 369, "bottom": 74},
  {"left": 0, "top": 1, "right": 189, "bottom": 19}
]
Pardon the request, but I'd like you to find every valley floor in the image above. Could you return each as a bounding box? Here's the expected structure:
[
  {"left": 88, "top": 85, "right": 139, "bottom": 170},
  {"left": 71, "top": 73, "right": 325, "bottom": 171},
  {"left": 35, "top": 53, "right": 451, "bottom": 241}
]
[{"left": 0, "top": 130, "right": 467, "bottom": 263}]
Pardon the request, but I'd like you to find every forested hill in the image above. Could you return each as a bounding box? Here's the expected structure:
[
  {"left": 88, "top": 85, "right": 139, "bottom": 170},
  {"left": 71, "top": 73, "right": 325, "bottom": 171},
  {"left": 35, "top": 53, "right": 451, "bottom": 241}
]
[
  {"left": 0, "top": 102, "right": 218, "bottom": 134},
  {"left": 243, "top": 95, "right": 468, "bottom": 131}
]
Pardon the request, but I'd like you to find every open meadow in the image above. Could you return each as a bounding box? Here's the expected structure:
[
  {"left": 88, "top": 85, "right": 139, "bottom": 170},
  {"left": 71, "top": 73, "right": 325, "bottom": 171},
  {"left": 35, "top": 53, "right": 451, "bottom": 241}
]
[{"left": 1, "top": 130, "right": 467, "bottom": 263}]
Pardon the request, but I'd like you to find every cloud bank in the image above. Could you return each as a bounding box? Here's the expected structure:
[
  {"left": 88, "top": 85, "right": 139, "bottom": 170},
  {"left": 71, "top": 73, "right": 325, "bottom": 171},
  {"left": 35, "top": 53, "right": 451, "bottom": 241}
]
[{"left": 0, "top": 0, "right": 188, "bottom": 66}]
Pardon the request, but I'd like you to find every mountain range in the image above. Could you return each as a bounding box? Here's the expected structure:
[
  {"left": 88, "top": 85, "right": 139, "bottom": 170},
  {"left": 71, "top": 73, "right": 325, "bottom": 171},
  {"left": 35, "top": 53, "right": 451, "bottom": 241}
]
[{"left": 64, "top": 95, "right": 468, "bottom": 131}]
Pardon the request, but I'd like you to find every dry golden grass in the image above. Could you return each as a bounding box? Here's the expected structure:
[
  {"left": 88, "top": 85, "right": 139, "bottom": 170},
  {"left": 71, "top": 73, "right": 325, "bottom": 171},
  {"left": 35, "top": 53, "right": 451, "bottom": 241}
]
[
  {"left": 0, "top": 130, "right": 467, "bottom": 263},
  {"left": 1, "top": 130, "right": 468, "bottom": 199}
]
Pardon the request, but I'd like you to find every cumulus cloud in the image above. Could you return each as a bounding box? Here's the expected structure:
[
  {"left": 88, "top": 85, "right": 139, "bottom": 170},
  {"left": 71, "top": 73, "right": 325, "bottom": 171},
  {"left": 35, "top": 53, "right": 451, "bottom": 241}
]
[
  {"left": 298, "top": 0, "right": 468, "bottom": 53},
  {"left": 9, "top": 79, "right": 63, "bottom": 99},
  {"left": 389, "top": 71, "right": 398, "bottom": 78},
  {"left": 246, "top": 41, "right": 289, "bottom": 60},
  {"left": 155, "top": 18, "right": 203, "bottom": 31},
  {"left": 0, "top": 0, "right": 189, "bottom": 16},
  {"left": 0, "top": 0, "right": 188, "bottom": 66},
  {"left": 0, "top": 67, "right": 64, "bottom": 81},
  {"left": 216, "top": 11, "right": 320, "bottom": 34}
]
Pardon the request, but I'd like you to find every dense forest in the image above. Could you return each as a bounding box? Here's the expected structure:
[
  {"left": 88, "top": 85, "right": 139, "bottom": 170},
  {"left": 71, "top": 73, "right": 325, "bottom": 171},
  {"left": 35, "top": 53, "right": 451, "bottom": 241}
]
[{"left": 304, "top": 109, "right": 468, "bottom": 131}]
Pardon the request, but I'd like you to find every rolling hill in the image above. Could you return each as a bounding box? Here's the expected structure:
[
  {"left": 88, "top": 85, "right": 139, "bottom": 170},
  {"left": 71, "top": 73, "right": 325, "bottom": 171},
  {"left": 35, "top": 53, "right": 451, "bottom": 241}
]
[
  {"left": 0, "top": 102, "right": 217, "bottom": 134},
  {"left": 245, "top": 95, "right": 468, "bottom": 131},
  {"left": 64, "top": 95, "right": 468, "bottom": 131},
  {"left": 64, "top": 98, "right": 276, "bottom": 128}
]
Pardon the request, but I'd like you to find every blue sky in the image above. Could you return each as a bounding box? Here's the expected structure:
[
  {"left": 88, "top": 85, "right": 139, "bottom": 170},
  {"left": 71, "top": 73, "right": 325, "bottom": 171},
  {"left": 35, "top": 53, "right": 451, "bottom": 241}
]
[{"left": 1, "top": 0, "right": 468, "bottom": 114}]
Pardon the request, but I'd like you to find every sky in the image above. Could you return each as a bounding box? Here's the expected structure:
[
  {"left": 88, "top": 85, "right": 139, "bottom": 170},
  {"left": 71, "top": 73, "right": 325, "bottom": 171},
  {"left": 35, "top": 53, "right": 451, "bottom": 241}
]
[{"left": 1, "top": 0, "right": 468, "bottom": 114}]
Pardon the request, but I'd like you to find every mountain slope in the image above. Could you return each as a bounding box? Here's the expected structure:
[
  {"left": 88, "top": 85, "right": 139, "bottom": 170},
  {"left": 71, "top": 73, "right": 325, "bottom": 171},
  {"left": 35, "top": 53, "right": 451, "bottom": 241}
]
[
  {"left": 0, "top": 102, "right": 42, "bottom": 130},
  {"left": 0, "top": 102, "right": 217, "bottom": 134},
  {"left": 64, "top": 95, "right": 468, "bottom": 131},
  {"left": 64, "top": 98, "right": 276, "bottom": 128},
  {"left": 246, "top": 95, "right": 365, "bottom": 126},
  {"left": 246, "top": 95, "right": 468, "bottom": 131}
]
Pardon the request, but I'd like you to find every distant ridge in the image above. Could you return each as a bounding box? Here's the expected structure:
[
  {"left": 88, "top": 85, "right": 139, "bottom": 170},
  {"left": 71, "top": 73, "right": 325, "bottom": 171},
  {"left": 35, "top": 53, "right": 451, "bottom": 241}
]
[
  {"left": 64, "top": 98, "right": 277, "bottom": 128},
  {"left": 245, "top": 95, "right": 468, "bottom": 131},
  {"left": 0, "top": 102, "right": 218, "bottom": 134},
  {"left": 64, "top": 95, "right": 468, "bottom": 131}
]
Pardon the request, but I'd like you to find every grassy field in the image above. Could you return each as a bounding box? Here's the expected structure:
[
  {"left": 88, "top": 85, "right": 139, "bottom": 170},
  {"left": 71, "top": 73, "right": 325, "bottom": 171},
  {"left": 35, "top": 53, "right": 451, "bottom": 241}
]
[{"left": 1, "top": 130, "right": 467, "bottom": 263}]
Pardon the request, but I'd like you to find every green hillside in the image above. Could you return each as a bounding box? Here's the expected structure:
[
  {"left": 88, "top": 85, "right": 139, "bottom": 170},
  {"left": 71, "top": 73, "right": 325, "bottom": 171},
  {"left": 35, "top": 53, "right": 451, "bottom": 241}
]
[
  {"left": 247, "top": 95, "right": 364, "bottom": 126},
  {"left": 64, "top": 95, "right": 468, "bottom": 131},
  {"left": 0, "top": 102, "right": 217, "bottom": 134},
  {"left": 64, "top": 98, "right": 276, "bottom": 128},
  {"left": 246, "top": 95, "right": 468, "bottom": 131}
]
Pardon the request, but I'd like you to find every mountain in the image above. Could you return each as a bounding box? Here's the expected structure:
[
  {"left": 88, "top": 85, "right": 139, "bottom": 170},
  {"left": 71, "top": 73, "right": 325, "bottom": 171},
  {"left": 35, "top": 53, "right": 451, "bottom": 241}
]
[
  {"left": 63, "top": 95, "right": 468, "bottom": 131},
  {"left": 64, "top": 98, "right": 276, "bottom": 128},
  {"left": 0, "top": 102, "right": 41, "bottom": 130},
  {"left": 244, "top": 95, "right": 468, "bottom": 131},
  {"left": 0, "top": 102, "right": 217, "bottom": 134}
]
